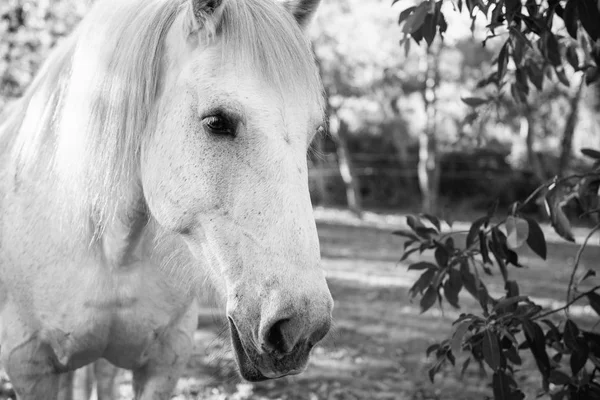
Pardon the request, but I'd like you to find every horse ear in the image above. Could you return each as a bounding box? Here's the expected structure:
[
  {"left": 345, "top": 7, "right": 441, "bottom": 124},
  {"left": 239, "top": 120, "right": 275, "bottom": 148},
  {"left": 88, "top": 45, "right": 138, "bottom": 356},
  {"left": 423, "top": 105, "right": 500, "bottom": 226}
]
[
  {"left": 281, "top": 0, "right": 321, "bottom": 29},
  {"left": 186, "top": 0, "right": 225, "bottom": 34}
]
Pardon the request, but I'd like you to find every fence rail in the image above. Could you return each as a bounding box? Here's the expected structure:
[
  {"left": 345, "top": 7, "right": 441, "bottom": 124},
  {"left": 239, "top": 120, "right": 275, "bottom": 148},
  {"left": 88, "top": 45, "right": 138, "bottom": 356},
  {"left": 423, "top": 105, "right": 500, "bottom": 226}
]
[{"left": 308, "top": 166, "right": 523, "bottom": 180}]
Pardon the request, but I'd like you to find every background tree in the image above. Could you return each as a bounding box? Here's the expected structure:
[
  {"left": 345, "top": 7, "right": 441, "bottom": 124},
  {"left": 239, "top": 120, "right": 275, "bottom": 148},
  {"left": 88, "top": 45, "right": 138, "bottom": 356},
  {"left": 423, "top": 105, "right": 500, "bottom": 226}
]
[{"left": 398, "top": 1, "right": 600, "bottom": 398}]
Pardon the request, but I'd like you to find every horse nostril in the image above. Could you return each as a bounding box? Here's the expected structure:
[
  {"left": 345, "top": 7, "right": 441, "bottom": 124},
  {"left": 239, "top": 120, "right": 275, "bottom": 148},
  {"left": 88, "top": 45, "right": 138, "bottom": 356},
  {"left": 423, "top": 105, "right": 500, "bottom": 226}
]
[{"left": 263, "top": 318, "right": 296, "bottom": 355}]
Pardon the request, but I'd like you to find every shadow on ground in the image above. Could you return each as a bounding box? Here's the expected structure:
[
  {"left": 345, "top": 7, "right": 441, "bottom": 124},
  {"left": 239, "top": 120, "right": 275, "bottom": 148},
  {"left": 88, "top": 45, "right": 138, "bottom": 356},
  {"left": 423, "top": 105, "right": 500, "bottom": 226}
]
[{"left": 157, "top": 219, "right": 599, "bottom": 400}]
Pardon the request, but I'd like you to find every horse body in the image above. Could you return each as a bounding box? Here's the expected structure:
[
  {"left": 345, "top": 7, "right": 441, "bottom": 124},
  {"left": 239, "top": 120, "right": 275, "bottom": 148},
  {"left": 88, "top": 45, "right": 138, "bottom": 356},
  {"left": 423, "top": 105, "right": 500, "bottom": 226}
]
[
  {"left": 0, "top": 0, "right": 332, "bottom": 398},
  {"left": 0, "top": 118, "right": 199, "bottom": 385}
]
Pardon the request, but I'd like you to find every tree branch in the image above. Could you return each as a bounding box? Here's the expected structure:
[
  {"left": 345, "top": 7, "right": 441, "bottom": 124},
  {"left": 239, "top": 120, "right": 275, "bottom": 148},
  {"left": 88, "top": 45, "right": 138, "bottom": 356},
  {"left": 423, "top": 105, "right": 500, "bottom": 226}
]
[{"left": 534, "top": 285, "right": 600, "bottom": 321}]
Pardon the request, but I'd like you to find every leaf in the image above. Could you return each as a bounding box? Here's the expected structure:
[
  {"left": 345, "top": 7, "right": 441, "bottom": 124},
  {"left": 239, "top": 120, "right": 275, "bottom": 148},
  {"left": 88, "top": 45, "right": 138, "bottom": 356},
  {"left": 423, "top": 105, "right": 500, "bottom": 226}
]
[
  {"left": 445, "top": 237, "right": 455, "bottom": 252},
  {"left": 406, "top": 215, "right": 422, "bottom": 232},
  {"left": 581, "top": 148, "right": 600, "bottom": 160},
  {"left": 483, "top": 330, "right": 503, "bottom": 371},
  {"left": 541, "top": 319, "right": 561, "bottom": 345},
  {"left": 578, "top": 269, "right": 596, "bottom": 286},
  {"left": 549, "top": 369, "right": 572, "bottom": 385},
  {"left": 587, "top": 291, "right": 600, "bottom": 317},
  {"left": 402, "top": 2, "right": 429, "bottom": 34},
  {"left": 411, "top": 25, "right": 424, "bottom": 44},
  {"left": 426, "top": 343, "right": 440, "bottom": 357},
  {"left": 492, "top": 369, "right": 523, "bottom": 400},
  {"left": 505, "top": 0, "right": 521, "bottom": 24},
  {"left": 564, "top": 319, "right": 580, "bottom": 352},
  {"left": 576, "top": 176, "right": 600, "bottom": 217},
  {"left": 583, "top": 330, "right": 600, "bottom": 359},
  {"left": 544, "top": 33, "right": 562, "bottom": 67},
  {"left": 563, "top": 0, "right": 579, "bottom": 39},
  {"left": 570, "top": 344, "right": 589, "bottom": 375},
  {"left": 434, "top": 246, "right": 449, "bottom": 268},
  {"left": 523, "top": 319, "right": 551, "bottom": 378},
  {"left": 428, "top": 363, "right": 440, "bottom": 383},
  {"left": 438, "top": 11, "right": 448, "bottom": 37},
  {"left": 525, "top": 0, "right": 538, "bottom": 17},
  {"left": 491, "top": 228, "right": 508, "bottom": 281},
  {"left": 422, "top": 13, "right": 437, "bottom": 47},
  {"left": 400, "top": 246, "right": 420, "bottom": 262},
  {"left": 467, "top": 216, "right": 488, "bottom": 248},
  {"left": 444, "top": 268, "right": 462, "bottom": 308},
  {"left": 504, "top": 345, "right": 522, "bottom": 365},
  {"left": 409, "top": 268, "right": 436, "bottom": 297},
  {"left": 524, "top": 217, "right": 547, "bottom": 260},
  {"left": 480, "top": 233, "right": 492, "bottom": 264},
  {"left": 586, "top": 66, "right": 600, "bottom": 85},
  {"left": 428, "top": 368, "right": 435, "bottom": 383},
  {"left": 420, "top": 285, "right": 438, "bottom": 313},
  {"left": 461, "top": 97, "right": 490, "bottom": 107},
  {"left": 490, "top": 2, "right": 503, "bottom": 24},
  {"left": 506, "top": 249, "right": 521, "bottom": 268},
  {"left": 398, "top": 6, "right": 417, "bottom": 25},
  {"left": 555, "top": 67, "right": 570, "bottom": 87},
  {"left": 505, "top": 280, "right": 520, "bottom": 298},
  {"left": 392, "top": 230, "right": 420, "bottom": 241},
  {"left": 461, "top": 357, "right": 471, "bottom": 378},
  {"left": 512, "top": 34, "right": 525, "bottom": 67},
  {"left": 493, "top": 295, "right": 528, "bottom": 314},
  {"left": 511, "top": 83, "right": 527, "bottom": 104},
  {"left": 451, "top": 320, "right": 471, "bottom": 356},
  {"left": 460, "top": 260, "right": 490, "bottom": 309},
  {"left": 420, "top": 213, "right": 441, "bottom": 231},
  {"left": 497, "top": 42, "right": 509, "bottom": 83},
  {"left": 577, "top": 0, "right": 600, "bottom": 41},
  {"left": 525, "top": 62, "right": 544, "bottom": 90},
  {"left": 408, "top": 261, "right": 438, "bottom": 271},
  {"left": 515, "top": 67, "right": 529, "bottom": 94},
  {"left": 506, "top": 216, "right": 529, "bottom": 249},
  {"left": 566, "top": 45, "right": 580, "bottom": 71},
  {"left": 414, "top": 226, "right": 437, "bottom": 239},
  {"left": 544, "top": 186, "right": 575, "bottom": 242}
]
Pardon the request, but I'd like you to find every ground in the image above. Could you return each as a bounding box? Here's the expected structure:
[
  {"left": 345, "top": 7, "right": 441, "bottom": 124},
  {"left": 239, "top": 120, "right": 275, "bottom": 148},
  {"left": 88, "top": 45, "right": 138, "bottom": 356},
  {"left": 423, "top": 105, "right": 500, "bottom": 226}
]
[{"left": 1, "top": 208, "right": 599, "bottom": 399}]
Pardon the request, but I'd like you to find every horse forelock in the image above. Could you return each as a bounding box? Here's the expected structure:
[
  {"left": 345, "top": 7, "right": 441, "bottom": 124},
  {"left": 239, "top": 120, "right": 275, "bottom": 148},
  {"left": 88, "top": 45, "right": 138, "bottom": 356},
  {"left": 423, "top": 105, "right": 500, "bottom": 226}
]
[
  {"left": 216, "top": 0, "right": 324, "bottom": 105},
  {"left": 2, "top": 0, "right": 323, "bottom": 236}
]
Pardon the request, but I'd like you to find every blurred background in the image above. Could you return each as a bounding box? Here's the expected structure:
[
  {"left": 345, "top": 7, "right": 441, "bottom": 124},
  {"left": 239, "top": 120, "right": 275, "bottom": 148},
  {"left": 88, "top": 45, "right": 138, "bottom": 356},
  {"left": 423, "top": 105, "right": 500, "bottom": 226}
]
[{"left": 2, "top": 0, "right": 600, "bottom": 399}]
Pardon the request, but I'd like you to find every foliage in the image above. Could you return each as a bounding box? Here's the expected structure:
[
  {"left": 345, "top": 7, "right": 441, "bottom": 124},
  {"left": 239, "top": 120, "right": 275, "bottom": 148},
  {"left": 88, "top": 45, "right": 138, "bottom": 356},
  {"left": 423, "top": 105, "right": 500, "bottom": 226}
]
[
  {"left": 0, "top": 0, "right": 86, "bottom": 110},
  {"left": 395, "top": 0, "right": 600, "bottom": 107},
  {"left": 398, "top": 148, "right": 600, "bottom": 399}
]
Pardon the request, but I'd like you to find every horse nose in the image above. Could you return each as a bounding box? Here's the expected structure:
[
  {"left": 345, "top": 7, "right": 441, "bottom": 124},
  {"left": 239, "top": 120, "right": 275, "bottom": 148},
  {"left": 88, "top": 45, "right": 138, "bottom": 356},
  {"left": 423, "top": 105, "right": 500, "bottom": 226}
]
[
  {"left": 263, "top": 318, "right": 299, "bottom": 354},
  {"left": 259, "top": 299, "right": 332, "bottom": 356}
]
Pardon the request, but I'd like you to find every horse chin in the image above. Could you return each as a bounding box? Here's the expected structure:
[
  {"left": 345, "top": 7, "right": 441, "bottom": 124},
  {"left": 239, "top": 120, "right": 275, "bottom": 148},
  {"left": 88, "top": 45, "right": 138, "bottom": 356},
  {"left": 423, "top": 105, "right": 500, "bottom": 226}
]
[
  {"left": 228, "top": 318, "right": 308, "bottom": 382},
  {"left": 229, "top": 319, "right": 269, "bottom": 382}
]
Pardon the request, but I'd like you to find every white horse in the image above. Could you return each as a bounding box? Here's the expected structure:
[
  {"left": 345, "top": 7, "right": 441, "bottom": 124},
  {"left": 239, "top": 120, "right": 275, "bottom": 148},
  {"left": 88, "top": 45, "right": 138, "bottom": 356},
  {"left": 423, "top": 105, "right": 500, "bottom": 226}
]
[{"left": 0, "top": 0, "right": 333, "bottom": 398}]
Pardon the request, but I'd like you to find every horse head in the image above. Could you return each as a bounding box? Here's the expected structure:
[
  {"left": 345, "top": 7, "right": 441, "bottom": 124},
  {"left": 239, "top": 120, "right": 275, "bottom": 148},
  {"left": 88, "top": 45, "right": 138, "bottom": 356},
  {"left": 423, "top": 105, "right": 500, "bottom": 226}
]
[{"left": 142, "top": 0, "right": 333, "bottom": 381}]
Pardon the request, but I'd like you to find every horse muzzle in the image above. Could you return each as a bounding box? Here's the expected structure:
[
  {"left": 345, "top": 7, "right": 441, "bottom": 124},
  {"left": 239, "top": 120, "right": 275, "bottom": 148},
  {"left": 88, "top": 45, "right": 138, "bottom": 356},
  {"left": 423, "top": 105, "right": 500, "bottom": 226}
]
[{"left": 228, "top": 313, "right": 330, "bottom": 381}]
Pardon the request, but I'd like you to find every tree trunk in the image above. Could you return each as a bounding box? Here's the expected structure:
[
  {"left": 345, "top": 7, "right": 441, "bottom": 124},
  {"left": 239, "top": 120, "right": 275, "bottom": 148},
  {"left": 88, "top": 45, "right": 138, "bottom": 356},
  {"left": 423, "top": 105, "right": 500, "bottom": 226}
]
[
  {"left": 391, "top": 129, "right": 411, "bottom": 185},
  {"left": 418, "top": 45, "right": 441, "bottom": 214},
  {"left": 329, "top": 115, "right": 363, "bottom": 217},
  {"left": 312, "top": 46, "right": 362, "bottom": 216},
  {"left": 522, "top": 112, "right": 547, "bottom": 184},
  {"left": 558, "top": 75, "right": 586, "bottom": 177},
  {"left": 387, "top": 97, "right": 412, "bottom": 188}
]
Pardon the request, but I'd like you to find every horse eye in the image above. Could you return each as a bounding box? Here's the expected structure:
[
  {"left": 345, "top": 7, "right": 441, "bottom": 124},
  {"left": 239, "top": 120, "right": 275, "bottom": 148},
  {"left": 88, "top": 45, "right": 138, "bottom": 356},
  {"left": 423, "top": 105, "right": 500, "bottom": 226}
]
[{"left": 203, "top": 115, "right": 234, "bottom": 136}]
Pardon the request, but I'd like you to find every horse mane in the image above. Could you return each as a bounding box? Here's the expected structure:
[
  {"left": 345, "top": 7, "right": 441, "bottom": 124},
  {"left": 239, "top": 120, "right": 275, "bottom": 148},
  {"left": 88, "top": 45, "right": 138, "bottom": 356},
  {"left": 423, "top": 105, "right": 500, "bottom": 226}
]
[{"left": 1, "top": 0, "right": 322, "bottom": 235}]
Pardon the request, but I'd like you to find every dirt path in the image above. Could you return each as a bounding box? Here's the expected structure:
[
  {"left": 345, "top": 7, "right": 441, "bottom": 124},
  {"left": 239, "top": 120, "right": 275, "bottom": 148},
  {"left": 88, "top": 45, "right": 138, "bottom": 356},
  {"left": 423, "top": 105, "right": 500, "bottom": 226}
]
[{"left": 122, "top": 214, "right": 599, "bottom": 399}]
